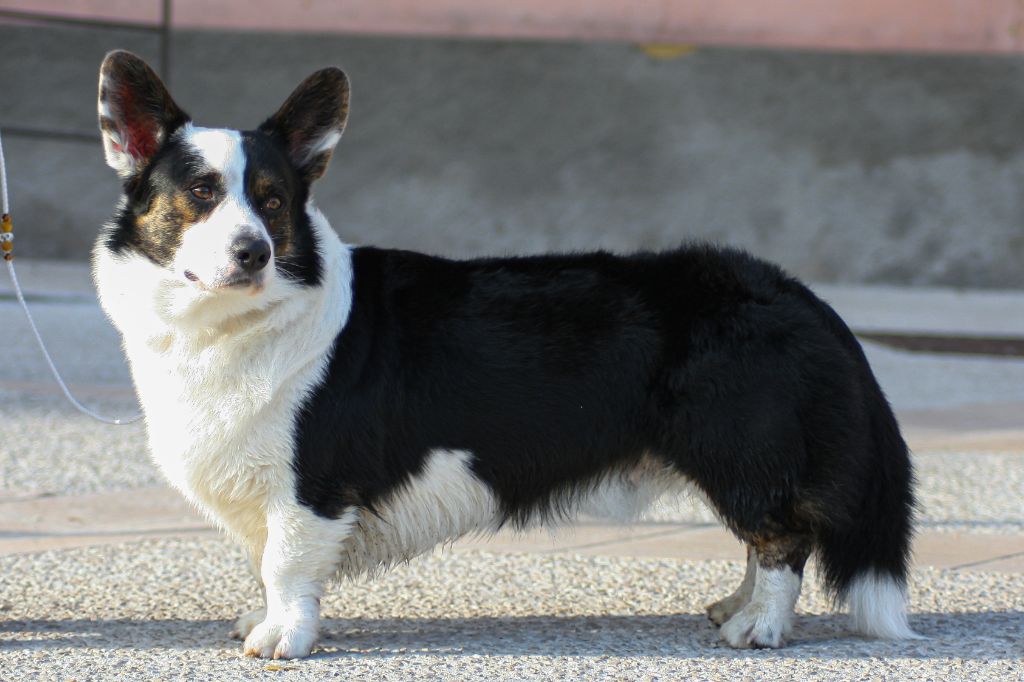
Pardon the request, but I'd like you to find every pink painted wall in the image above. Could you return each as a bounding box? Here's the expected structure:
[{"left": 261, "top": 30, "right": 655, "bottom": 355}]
[{"left": 4, "top": 0, "right": 1024, "bottom": 54}]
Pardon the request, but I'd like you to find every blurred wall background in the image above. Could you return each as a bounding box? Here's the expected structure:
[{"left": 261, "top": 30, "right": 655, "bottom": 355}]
[{"left": 2, "top": 19, "right": 1024, "bottom": 287}]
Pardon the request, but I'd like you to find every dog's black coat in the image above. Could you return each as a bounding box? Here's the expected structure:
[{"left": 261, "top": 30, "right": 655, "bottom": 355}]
[{"left": 292, "top": 243, "right": 914, "bottom": 598}]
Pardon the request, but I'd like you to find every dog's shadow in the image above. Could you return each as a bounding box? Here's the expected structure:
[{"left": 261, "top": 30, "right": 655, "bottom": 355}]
[{"left": 3, "top": 611, "right": 1022, "bottom": 660}]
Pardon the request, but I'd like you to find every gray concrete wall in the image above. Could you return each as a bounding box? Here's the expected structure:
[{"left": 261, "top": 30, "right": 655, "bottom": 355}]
[{"left": 3, "top": 23, "right": 1024, "bottom": 287}]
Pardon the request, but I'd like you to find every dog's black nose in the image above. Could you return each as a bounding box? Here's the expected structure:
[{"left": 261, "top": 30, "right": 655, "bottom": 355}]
[{"left": 230, "top": 236, "right": 271, "bottom": 274}]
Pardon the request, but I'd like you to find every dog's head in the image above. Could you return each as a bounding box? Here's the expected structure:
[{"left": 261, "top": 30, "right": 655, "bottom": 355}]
[{"left": 96, "top": 50, "right": 348, "bottom": 318}]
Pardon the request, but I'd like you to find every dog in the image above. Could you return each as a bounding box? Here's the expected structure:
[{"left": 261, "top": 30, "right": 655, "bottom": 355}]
[{"left": 92, "top": 50, "right": 919, "bottom": 659}]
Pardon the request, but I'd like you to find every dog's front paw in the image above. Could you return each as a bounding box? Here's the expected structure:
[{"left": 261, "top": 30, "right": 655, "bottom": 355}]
[
  {"left": 242, "top": 616, "right": 318, "bottom": 659},
  {"left": 229, "top": 608, "right": 267, "bottom": 640},
  {"left": 718, "top": 603, "right": 791, "bottom": 649}
]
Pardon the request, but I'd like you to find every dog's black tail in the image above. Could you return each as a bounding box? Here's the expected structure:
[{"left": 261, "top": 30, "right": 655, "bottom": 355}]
[{"left": 812, "top": 311, "right": 920, "bottom": 639}]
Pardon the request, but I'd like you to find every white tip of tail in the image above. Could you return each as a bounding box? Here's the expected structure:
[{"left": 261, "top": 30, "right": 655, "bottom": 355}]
[{"left": 847, "top": 572, "right": 924, "bottom": 640}]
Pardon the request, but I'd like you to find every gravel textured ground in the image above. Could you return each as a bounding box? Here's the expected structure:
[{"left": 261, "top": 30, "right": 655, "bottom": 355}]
[
  {"left": 0, "top": 390, "right": 152, "bottom": 496},
  {"left": 913, "top": 450, "right": 1024, "bottom": 534},
  {"left": 1, "top": 538, "right": 1022, "bottom": 681}
]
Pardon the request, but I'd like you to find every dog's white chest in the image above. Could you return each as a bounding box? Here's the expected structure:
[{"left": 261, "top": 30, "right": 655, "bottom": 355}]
[{"left": 131, "top": 340, "right": 302, "bottom": 546}]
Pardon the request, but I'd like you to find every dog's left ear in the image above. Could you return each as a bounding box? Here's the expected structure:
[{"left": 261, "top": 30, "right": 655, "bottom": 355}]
[
  {"left": 258, "top": 68, "right": 350, "bottom": 182},
  {"left": 98, "top": 50, "right": 190, "bottom": 179}
]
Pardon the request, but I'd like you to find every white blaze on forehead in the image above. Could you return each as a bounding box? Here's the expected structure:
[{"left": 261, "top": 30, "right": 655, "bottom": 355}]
[{"left": 183, "top": 125, "right": 246, "bottom": 191}]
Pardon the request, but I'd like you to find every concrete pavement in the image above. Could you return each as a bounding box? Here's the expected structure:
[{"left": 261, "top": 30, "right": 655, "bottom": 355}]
[{"left": 3, "top": 260, "right": 1024, "bottom": 679}]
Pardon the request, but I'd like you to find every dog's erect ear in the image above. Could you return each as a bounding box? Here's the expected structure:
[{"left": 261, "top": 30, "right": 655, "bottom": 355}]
[
  {"left": 97, "top": 50, "right": 190, "bottom": 179},
  {"left": 258, "top": 68, "right": 350, "bottom": 182}
]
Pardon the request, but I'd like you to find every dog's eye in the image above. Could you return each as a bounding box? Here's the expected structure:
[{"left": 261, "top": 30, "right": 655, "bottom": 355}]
[
  {"left": 190, "top": 185, "right": 213, "bottom": 201},
  {"left": 265, "top": 196, "right": 283, "bottom": 211}
]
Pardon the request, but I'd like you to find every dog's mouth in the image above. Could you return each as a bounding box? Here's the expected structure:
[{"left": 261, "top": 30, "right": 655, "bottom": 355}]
[
  {"left": 183, "top": 269, "right": 265, "bottom": 293},
  {"left": 221, "top": 273, "right": 261, "bottom": 290}
]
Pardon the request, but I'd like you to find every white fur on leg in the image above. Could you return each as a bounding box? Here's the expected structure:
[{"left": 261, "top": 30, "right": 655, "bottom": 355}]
[
  {"left": 243, "top": 507, "right": 355, "bottom": 659},
  {"left": 847, "top": 571, "right": 922, "bottom": 640},
  {"left": 719, "top": 565, "right": 801, "bottom": 649},
  {"left": 707, "top": 548, "right": 757, "bottom": 626},
  {"left": 244, "top": 603, "right": 320, "bottom": 660}
]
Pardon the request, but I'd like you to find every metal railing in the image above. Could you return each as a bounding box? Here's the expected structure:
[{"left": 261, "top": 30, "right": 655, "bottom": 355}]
[{"left": 0, "top": 0, "right": 172, "bottom": 145}]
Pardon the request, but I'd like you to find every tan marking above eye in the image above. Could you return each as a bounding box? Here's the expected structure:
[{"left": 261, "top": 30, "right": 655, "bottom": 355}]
[{"left": 190, "top": 185, "right": 213, "bottom": 200}]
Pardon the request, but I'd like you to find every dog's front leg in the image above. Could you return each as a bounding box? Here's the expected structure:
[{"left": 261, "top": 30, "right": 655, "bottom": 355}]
[{"left": 242, "top": 506, "right": 352, "bottom": 659}]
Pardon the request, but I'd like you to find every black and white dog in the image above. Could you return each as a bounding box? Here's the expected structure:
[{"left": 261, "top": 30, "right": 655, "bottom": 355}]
[{"left": 93, "top": 51, "right": 918, "bottom": 659}]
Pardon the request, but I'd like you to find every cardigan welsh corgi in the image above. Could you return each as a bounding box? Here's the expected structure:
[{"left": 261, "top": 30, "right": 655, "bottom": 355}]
[{"left": 92, "top": 50, "right": 918, "bottom": 659}]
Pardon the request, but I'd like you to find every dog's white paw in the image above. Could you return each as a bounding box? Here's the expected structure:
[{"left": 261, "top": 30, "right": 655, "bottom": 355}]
[
  {"left": 229, "top": 608, "right": 267, "bottom": 640},
  {"left": 719, "top": 603, "right": 791, "bottom": 649},
  {"left": 242, "top": 616, "right": 318, "bottom": 659}
]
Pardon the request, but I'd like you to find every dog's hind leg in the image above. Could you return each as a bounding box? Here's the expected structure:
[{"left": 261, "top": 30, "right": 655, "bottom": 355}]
[
  {"left": 242, "top": 506, "right": 354, "bottom": 659},
  {"left": 231, "top": 603, "right": 267, "bottom": 641},
  {"left": 230, "top": 554, "right": 267, "bottom": 640},
  {"left": 718, "top": 533, "right": 811, "bottom": 649},
  {"left": 706, "top": 545, "right": 757, "bottom": 626}
]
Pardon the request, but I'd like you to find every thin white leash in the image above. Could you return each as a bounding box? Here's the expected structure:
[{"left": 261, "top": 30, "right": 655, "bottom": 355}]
[{"left": 0, "top": 129, "right": 143, "bottom": 425}]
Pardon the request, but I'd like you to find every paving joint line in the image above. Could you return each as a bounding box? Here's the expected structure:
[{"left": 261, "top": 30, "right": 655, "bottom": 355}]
[
  {"left": 537, "top": 525, "right": 704, "bottom": 555},
  {"left": 948, "top": 550, "right": 1024, "bottom": 571},
  {"left": 0, "top": 491, "right": 60, "bottom": 504},
  {"left": 2, "top": 526, "right": 213, "bottom": 540}
]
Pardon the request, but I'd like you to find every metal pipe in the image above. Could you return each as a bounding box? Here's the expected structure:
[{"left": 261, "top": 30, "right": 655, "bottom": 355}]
[
  {"left": 0, "top": 127, "right": 100, "bottom": 144},
  {"left": 0, "top": 8, "right": 161, "bottom": 33}
]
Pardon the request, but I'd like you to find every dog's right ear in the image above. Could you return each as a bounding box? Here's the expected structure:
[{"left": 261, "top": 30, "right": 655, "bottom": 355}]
[
  {"left": 97, "top": 51, "right": 190, "bottom": 179},
  {"left": 258, "top": 68, "right": 350, "bottom": 183}
]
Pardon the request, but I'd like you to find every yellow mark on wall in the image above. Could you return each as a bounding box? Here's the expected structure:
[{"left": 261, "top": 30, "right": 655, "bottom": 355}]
[
  {"left": 639, "top": 43, "right": 698, "bottom": 60},
  {"left": 1010, "top": 20, "right": 1024, "bottom": 42}
]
